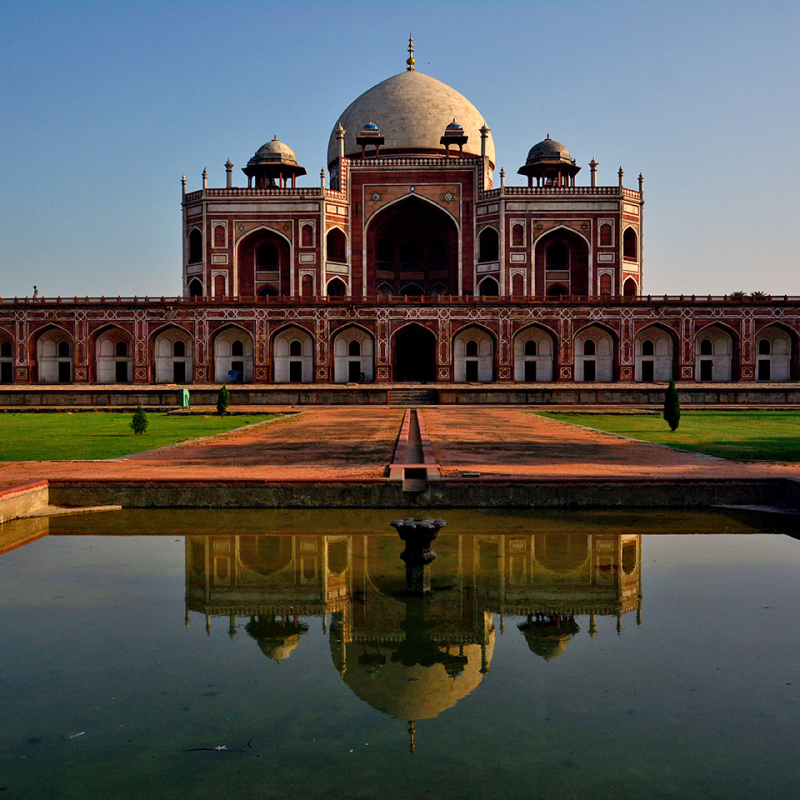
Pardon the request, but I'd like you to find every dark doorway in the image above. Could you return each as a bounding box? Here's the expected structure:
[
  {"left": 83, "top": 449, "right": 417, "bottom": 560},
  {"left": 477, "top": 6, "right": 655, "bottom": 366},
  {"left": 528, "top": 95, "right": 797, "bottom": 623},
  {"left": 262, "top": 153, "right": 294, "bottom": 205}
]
[
  {"left": 289, "top": 361, "right": 302, "bottom": 382},
  {"left": 641, "top": 360, "right": 654, "bottom": 382},
  {"left": 115, "top": 361, "right": 128, "bottom": 382},
  {"left": 583, "top": 360, "right": 596, "bottom": 381},
  {"left": 700, "top": 360, "right": 713, "bottom": 381},
  {"left": 394, "top": 325, "right": 436, "bottom": 382},
  {"left": 58, "top": 361, "right": 71, "bottom": 383},
  {"left": 524, "top": 361, "right": 537, "bottom": 382},
  {"left": 465, "top": 360, "right": 479, "bottom": 382},
  {"left": 758, "top": 360, "right": 770, "bottom": 381},
  {"left": 173, "top": 362, "right": 186, "bottom": 383},
  {"left": 348, "top": 360, "right": 361, "bottom": 382},
  {"left": 0, "top": 362, "right": 12, "bottom": 383}
]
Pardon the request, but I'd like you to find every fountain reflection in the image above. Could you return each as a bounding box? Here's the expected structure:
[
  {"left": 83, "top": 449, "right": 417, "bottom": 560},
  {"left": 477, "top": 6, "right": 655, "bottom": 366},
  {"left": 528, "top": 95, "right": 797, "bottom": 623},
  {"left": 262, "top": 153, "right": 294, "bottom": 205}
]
[{"left": 185, "top": 530, "right": 641, "bottom": 741}]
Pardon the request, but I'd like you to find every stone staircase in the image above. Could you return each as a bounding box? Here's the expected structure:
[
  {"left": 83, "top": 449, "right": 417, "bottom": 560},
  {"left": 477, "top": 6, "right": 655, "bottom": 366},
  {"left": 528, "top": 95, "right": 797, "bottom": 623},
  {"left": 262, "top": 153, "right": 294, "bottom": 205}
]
[{"left": 387, "top": 387, "right": 439, "bottom": 405}]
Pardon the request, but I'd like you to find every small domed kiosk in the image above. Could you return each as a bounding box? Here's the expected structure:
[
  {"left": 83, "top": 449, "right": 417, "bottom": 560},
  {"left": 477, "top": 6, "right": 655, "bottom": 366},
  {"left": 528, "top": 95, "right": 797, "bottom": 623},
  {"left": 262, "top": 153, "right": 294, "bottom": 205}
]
[
  {"left": 518, "top": 135, "right": 581, "bottom": 187},
  {"left": 242, "top": 136, "right": 307, "bottom": 189}
]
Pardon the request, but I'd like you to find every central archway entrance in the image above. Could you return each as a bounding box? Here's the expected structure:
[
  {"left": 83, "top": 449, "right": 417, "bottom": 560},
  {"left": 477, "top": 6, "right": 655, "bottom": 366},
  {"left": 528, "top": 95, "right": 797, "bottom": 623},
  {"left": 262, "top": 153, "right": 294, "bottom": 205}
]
[
  {"left": 394, "top": 325, "right": 436, "bottom": 382},
  {"left": 368, "top": 196, "right": 458, "bottom": 297}
]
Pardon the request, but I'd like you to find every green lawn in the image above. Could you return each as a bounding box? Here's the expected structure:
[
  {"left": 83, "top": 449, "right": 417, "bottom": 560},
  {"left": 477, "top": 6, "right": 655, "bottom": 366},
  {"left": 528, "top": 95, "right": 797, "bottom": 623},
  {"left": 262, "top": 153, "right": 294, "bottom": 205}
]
[
  {"left": 0, "top": 412, "right": 281, "bottom": 461},
  {"left": 534, "top": 410, "right": 800, "bottom": 462}
]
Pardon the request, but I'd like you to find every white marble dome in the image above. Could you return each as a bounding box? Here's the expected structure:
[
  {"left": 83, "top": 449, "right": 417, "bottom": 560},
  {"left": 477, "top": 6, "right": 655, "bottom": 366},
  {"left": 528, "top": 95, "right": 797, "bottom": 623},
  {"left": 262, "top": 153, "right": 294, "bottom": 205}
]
[{"left": 327, "top": 70, "right": 494, "bottom": 166}]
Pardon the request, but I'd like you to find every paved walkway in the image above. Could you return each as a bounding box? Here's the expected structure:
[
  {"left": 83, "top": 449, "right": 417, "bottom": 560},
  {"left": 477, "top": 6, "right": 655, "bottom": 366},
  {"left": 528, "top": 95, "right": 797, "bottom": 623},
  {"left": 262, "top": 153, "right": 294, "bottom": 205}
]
[{"left": 0, "top": 406, "right": 799, "bottom": 486}]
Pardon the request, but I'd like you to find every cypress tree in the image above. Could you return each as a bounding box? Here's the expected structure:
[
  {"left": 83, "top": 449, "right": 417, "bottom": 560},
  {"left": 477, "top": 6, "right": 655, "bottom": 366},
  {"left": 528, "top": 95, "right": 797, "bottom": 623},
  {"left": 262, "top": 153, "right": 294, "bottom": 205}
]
[
  {"left": 130, "top": 406, "right": 148, "bottom": 435},
  {"left": 217, "top": 385, "right": 230, "bottom": 416},
  {"left": 663, "top": 380, "right": 681, "bottom": 431}
]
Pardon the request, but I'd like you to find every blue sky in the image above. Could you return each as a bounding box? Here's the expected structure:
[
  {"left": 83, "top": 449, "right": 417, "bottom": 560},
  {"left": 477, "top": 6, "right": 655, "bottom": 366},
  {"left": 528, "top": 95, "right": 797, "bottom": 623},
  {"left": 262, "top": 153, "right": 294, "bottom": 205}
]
[{"left": 1, "top": 0, "right": 798, "bottom": 298}]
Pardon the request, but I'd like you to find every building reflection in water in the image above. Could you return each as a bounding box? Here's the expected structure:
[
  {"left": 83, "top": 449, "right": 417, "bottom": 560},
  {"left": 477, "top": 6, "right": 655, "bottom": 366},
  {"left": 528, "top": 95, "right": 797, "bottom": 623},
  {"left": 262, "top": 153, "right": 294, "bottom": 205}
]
[{"left": 185, "top": 531, "right": 641, "bottom": 748}]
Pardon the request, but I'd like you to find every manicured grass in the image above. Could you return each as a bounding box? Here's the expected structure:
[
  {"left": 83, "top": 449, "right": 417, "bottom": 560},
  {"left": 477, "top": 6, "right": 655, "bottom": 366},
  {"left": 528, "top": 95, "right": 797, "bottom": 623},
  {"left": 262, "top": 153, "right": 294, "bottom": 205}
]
[
  {"left": 535, "top": 410, "right": 800, "bottom": 462},
  {"left": 0, "top": 412, "right": 280, "bottom": 461}
]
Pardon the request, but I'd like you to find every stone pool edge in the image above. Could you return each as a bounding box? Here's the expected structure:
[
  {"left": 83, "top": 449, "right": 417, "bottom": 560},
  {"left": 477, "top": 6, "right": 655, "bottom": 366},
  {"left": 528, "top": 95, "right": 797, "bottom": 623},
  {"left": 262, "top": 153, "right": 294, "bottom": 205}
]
[{"left": 3, "top": 476, "right": 800, "bottom": 518}]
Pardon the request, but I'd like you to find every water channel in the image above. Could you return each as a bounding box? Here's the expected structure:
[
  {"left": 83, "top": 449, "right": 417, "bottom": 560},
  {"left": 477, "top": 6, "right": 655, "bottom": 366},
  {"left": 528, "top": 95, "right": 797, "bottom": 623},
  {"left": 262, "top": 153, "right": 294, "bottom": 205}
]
[{"left": 1, "top": 507, "right": 799, "bottom": 799}]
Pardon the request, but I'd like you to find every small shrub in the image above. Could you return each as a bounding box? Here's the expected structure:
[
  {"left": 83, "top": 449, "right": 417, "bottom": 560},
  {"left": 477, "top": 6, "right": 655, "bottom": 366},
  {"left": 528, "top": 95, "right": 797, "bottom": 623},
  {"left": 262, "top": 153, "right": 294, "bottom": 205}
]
[
  {"left": 663, "top": 380, "right": 681, "bottom": 432},
  {"left": 217, "top": 385, "right": 230, "bottom": 416},
  {"left": 130, "top": 406, "right": 148, "bottom": 435}
]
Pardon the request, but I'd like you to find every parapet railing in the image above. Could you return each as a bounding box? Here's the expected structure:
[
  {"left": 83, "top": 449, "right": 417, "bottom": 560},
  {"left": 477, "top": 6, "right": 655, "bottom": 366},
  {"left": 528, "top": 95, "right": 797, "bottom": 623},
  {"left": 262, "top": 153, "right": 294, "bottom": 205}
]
[
  {"left": 3, "top": 294, "right": 799, "bottom": 306},
  {"left": 480, "top": 186, "right": 642, "bottom": 200}
]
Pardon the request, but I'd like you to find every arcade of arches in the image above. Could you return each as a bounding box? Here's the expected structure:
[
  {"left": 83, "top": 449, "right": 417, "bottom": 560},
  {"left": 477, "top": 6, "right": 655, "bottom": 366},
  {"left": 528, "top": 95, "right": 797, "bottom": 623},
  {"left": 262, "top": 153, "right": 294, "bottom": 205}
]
[{"left": 15, "top": 320, "right": 798, "bottom": 385}]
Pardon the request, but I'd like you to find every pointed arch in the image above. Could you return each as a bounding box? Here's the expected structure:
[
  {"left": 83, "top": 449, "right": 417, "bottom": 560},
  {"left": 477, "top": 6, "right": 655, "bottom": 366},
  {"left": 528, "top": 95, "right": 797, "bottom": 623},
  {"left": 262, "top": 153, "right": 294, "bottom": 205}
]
[
  {"left": 236, "top": 225, "right": 292, "bottom": 298},
  {"left": 634, "top": 323, "right": 678, "bottom": 382},
  {"left": 478, "top": 226, "right": 499, "bottom": 263},
  {"left": 754, "top": 322, "right": 796, "bottom": 381},
  {"left": 534, "top": 225, "right": 590, "bottom": 298},
  {"left": 392, "top": 322, "right": 437, "bottom": 382},
  {"left": 574, "top": 323, "right": 617, "bottom": 382},
  {"left": 623, "top": 226, "right": 638, "bottom": 261},
  {"left": 326, "top": 226, "right": 347, "bottom": 263},
  {"left": 366, "top": 194, "right": 459, "bottom": 297},
  {"left": 212, "top": 324, "right": 254, "bottom": 383},
  {"left": 151, "top": 324, "right": 193, "bottom": 384},
  {"left": 514, "top": 323, "right": 557, "bottom": 382},
  {"left": 35, "top": 325, "right": 74, "bottom": 384},
  {"left": 188, "top": 228, "right": 203, "bottom": 264},
  {"left": 92, "top": 324, "right": 133, "bottom": 383},
  {"left": 695, "top": 323, "right": 739, "bottom": 382},
  {"left": 273, "top": 324, "right": 315, "bottom": 383},
  {"left": 0, "top": 328, "right": 13, "bottom": 384},
  {"left": 327, "top": 277, "right": 348, "bottom": 297},
  {"left": 453, "top": 324, "right": 495, "bottom": 382},
  {"left": 332, "top": 324, "right": 374, "bottom": 383},
  {"left": 478, "top": 276, "right": 500, "bottom": 297}
]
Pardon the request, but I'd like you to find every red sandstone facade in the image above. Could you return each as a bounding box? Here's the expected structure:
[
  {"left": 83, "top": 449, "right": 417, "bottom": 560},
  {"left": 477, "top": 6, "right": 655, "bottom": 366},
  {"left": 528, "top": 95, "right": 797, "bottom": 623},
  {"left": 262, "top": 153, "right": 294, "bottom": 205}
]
[{"left": 0, "top": 58, "right": 797, "bottom": 389}]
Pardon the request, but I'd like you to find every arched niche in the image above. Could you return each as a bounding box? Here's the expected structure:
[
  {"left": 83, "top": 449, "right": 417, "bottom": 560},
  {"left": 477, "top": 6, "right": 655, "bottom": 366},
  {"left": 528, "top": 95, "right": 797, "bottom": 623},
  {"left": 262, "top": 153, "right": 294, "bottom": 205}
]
[
  {"left": 454, "top": 326, "right": 494, "bottom": 382},
  {"left": 478, "top": 227, "right": 499, "bottom": 263},
  {"left": 153, "top": 326, "right": 193, "bottom": 384},
  {"left": 326, "top": 228, "right": 347, "bottom": 263},
  {"left": 332, "top": 326, "right": 374, "bottom": 383},
  {"left": 478, "top": 276, "right": 499, "bottom": 297},
  {"left": 367, "top": 196, "right": 458, "bottom": 296},
  {"left": 237, "top": 228, "right": 291, "bottom": 297},
  {"left": 623, "top": 227, "right": 638, "bottom": 261},
  {"left": 634, "top": 326, "right": 676, "bottom": 382},
  {"left": 274, "top": 326, "right": 314, "bottom": 383},
  {"left": 393, "top": 324, "right": 436, "bottom": 382},
  {"left": 574, "top": 325, "right": 614, "bottom": 382},
  {"left": 36, "top": 327, "right": 73, "bottom": 384},
  {"left": 94, "top": 326, "right": 133, "bottom": 383},
  {"left": 327, "top": 277, "right": 347, "bottom": 297},
  {"left": 755, "top": 325, "right": 793, "bottom": 381},
  {"left": 0, "top": 332, "right": 14, "bottom": 383},
  {"left": 188, "top": 228, "right": 203, "bottom": 264},
  {"left": 623, "top": 278, "right": 638, "bottom": 298},
  {"left": 695, "top": 325, "right": 734, "bottom": 382},
  {"left": 514, "top": 326, "right": 555, "bottom": 382},
  {"left": 535, "top": 228, "right": 589, "bottom": 297},
  {"left": 213, "top": 326, "right": 254, "bottom": 383},
  {"left": 187, "top": 278, "right": 204, "bottom": 298}
]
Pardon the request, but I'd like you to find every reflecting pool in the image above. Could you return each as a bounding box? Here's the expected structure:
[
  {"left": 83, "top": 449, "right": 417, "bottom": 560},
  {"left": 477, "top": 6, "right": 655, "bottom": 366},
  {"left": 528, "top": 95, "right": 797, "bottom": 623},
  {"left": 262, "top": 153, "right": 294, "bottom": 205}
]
[{"left": 1, "top": 508, "right": 799, "bottom": 799}]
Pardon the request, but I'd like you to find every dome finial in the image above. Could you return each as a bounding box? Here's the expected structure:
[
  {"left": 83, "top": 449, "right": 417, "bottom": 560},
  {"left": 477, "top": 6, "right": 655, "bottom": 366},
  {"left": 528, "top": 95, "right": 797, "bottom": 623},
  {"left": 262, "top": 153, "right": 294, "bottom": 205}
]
[{"left": 406, "top": 34, "right": 415, "bottom": 71}]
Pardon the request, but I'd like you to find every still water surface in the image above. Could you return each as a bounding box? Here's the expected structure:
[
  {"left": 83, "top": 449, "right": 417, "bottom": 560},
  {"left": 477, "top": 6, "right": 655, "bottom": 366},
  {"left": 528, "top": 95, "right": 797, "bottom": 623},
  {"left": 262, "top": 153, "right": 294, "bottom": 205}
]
[{"left": 1, "top": 508, "right": 799, "bottom": 800}]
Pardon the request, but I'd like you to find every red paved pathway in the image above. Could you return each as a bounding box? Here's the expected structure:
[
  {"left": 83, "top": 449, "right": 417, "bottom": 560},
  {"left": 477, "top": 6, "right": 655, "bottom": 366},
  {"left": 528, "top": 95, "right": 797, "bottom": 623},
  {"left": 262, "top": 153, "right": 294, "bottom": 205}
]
[{"left": 0, "top": 406, "right": 799, "bottom": 487}]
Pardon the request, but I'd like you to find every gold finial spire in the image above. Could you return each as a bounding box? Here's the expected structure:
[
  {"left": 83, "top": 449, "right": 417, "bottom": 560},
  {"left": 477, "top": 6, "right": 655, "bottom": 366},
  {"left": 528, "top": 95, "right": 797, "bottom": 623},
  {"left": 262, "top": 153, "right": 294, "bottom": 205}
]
[{"left": 406, "top": 34, "right": 415, "bottom": 71}]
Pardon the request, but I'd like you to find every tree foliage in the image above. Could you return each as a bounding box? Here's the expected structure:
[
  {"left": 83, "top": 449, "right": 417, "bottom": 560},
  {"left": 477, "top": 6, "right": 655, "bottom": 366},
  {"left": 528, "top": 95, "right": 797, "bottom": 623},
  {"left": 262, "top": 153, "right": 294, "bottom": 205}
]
[
  {"left": 130, "top": 406, "right": 148, "bottom": 435},
  {"left": 217, "top": 385, "right": 230, "bottom": 416},
  {"left": 663, "top": 380, "right": 681, "bottom": 431}
]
